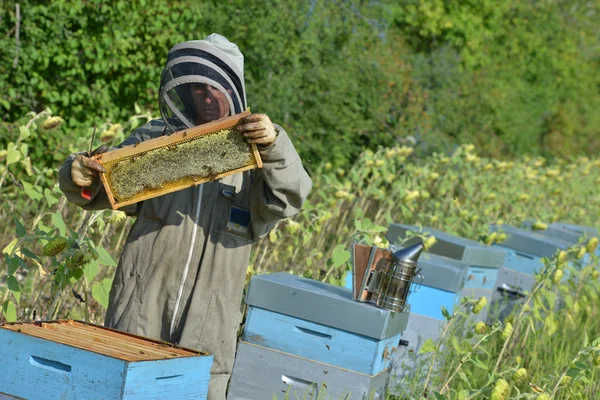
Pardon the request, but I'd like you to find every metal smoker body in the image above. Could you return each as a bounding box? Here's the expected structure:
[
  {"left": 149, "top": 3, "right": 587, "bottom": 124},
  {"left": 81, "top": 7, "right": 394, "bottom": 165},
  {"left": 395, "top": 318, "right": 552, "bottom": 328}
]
[{"left": 351, "top": 242, "right": 424, "bottom": 313}]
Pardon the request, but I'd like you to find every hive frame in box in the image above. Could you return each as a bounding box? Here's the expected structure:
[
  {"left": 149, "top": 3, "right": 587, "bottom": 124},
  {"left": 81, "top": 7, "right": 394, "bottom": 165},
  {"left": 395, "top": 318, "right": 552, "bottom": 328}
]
[
  {"left": 93, "top": 111, "right": 261, "bottom": 210},
  {"left": 0, "top": 319, "right": 213, "bottom": 400}
]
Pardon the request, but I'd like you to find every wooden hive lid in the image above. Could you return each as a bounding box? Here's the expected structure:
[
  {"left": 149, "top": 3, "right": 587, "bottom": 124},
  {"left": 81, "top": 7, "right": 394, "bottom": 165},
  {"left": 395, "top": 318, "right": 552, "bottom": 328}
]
[{"left": 0, "top": 320, "right": 208, "bottom": 362}]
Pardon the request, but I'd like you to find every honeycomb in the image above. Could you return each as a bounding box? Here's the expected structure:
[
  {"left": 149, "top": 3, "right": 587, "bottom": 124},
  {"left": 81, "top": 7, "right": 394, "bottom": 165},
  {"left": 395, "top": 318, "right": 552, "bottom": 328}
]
[{"left": 94, "top": 112, "right": 261, "bottom": 209}]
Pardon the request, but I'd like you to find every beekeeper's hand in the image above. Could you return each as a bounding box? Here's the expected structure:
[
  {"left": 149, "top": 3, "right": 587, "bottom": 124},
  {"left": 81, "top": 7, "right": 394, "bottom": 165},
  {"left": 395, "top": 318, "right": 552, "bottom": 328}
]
[
  {"left": 237, "top": 114, "right": 277, "bottom": 147},
  {"left": 71, "top": 145, "right": 109, "bottom": 187}
]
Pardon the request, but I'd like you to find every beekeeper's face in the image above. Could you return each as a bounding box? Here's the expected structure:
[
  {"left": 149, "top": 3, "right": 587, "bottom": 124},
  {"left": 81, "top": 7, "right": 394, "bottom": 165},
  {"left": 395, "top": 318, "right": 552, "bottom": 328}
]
[{"left": 191, "top": 82, "right": 231, "bottom": 123}]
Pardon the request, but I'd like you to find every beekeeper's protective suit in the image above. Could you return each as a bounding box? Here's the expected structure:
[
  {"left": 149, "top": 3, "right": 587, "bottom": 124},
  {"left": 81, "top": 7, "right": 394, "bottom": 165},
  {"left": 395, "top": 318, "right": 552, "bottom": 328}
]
[{"left": 58, "top": 33, "right": 313, "bottom": 398}]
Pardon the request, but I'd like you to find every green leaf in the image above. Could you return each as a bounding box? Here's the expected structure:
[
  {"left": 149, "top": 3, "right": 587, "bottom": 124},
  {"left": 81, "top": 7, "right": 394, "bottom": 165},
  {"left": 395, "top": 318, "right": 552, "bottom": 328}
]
[
  {"left": 84, "top": 260, "right": 100, "bottom": 282},
  {"left": 583, "top": 332, "right": 589, "bottom": 348},
  {"left": 14, "top": 216, "right": 26, "bottom": 238},
  {"left": 2, "top": 300, "right": 17, "bottom": 322},
  {"left": 566, "top": 367, "right": 581, "bottom": 378},
  {"left": 21, "top": 181, "right": 44, "bottom": 201},
  {"left": 541, "top": 288, "right": 556, "bottom": 309},
  {"left": 441, "top": 306, "right": 451, "bottom": 320},
  {"left": 19, "top": 247, "right": 39, "bottom": 261},
  {"left": 6, "top": 142, "right": 21, "bottom": 165},
  {"left": 574, "top": 361, "right": 588, "bottom": 370},
  {"left": 6, "top": 255, "right": 22, "bottom": 276},
  {"left": 419, "top": 338, "right": 436, "bottom": 354},
  {"left": 44, "top": 188, "right": 59, "bottom": 207},
  {"left": 51, "top": 211, "right": 67, "bottom": 236},
  {"left": 564, "top": 294, "right": 573, "bottom": 310},
  {"left": 19, "top": 126, "right": 31, "bottom": 141},
  {"left": 432, "top": 392, "right": 446, "bottom": 400},
  {"left": 450, "top": 336, "right": 462, "bottom": 355},
  {"left": 458, "top": 371, "right": 471, "bottom": 386},
  {"left": 7, "top": 276, "right": 20, "bottom": 303},
  {"left": 97, "top": 247, "right": 117, "bottom": 267},
  {"left": 331, "top": 245, "right": 351, "bottom": 267},
  {"left": 92, "top": 278, "right": 113, "bottom": 309},
  {"left": 68, "top": 267, "right": 84, "bottom": 284},
  {"left": 472, "top": 357, "right": 488, "bottom": 370}
]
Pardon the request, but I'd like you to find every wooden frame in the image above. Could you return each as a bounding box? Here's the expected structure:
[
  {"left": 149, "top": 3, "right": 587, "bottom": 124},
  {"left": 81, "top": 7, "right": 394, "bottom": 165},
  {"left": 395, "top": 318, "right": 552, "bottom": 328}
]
[
  {"left": 92, "top": 111, "right": 261, "bottom": 210},
  {"left": 0, "top": 319, "right": 206, "bottom": 362}
]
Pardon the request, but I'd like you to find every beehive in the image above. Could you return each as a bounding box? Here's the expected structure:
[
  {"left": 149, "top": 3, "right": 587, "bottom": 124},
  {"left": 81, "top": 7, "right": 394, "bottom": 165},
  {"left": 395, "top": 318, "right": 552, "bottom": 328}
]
[
  {"left": 0, "top": 320, "right": 213, "bottom": 400},
  {"left": 93, "top": 111, "right": 261, "bottom": 210}
]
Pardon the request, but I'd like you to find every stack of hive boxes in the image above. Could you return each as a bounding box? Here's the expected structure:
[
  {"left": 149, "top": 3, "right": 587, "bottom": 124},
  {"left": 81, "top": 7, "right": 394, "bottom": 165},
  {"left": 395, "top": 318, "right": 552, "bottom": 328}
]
[{"left": 227, "top": 272, "right": 410, "bottom": 400}]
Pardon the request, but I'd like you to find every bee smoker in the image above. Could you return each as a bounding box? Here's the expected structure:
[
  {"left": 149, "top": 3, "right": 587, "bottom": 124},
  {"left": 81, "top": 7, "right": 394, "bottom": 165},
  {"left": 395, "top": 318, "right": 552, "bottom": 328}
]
[{"left": 350, "top": 242, "right": 424, "bottom": 313}]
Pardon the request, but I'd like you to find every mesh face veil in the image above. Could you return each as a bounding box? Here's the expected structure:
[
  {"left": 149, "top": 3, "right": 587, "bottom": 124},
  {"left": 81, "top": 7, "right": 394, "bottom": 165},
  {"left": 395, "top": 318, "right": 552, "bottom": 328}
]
[{"left": 158, "top": 36, "right": 247, "bottom": 133}]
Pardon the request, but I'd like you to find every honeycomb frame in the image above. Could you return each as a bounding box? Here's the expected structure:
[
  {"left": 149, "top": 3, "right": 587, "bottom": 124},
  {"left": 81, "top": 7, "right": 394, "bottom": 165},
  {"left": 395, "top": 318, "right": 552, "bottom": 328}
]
[{"left": 92, "top": 111, "right": 262, "bottom": 210}]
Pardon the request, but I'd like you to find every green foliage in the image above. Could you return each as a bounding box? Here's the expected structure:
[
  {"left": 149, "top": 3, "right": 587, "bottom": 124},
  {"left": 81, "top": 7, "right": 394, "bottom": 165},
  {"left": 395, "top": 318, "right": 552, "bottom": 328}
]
[{"left": 2, "top": 0, "right": 599, "bottom": 171}]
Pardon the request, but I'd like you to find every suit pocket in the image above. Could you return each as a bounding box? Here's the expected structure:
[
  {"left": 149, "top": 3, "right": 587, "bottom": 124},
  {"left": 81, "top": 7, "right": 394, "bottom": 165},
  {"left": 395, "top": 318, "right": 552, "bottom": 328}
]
[
  {"left": 105, "top": 274, "right": 140, "bottom": 334},
  {"left": 198, "top": 290, "right": 243, "bottom": 376}
]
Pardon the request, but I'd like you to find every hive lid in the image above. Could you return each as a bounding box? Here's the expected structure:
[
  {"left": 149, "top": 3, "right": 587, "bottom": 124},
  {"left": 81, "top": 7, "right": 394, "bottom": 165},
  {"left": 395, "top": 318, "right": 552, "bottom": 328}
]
[
  {"left": 550, "top": 222, "right": 599, "bottom": 239},
  {"left": 244, "top": 272, "right": 409, "bottom": 340},
  {"left": 490, "top": 224, "right": 572, "bottom": 258},
  {"left": 0, "top": 320, "right": 206, "bottom": 362},
  {"left": 417, "top": 252, "right": 469, "bottom": 293},
  {"left": 521, "top": 220, "right": 584, "bottom": 246},
  {"left": 386, "top": 224, "right": 505, "bottom": 268}
]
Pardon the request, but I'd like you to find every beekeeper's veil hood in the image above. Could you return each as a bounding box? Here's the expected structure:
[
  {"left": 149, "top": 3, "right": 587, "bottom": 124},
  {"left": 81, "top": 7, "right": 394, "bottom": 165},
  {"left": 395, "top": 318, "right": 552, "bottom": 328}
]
[{"left": 158, "top": 33, "right": 247, "bottom": 133}]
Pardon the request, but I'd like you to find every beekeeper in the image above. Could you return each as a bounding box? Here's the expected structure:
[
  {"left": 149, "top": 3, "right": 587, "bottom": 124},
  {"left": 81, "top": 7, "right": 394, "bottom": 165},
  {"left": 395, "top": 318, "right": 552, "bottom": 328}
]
[{"left": 58, "top": 33, "right": 313, "bottom": 398}]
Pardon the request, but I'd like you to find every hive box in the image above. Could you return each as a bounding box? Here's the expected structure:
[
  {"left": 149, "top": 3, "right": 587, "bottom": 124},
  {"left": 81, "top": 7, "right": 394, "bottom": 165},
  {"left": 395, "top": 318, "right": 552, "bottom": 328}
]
[
  {"left": 239, "top": 272, "right": 408, "bottom": 376},
  {"left": 391, "top": 253, "right": 468, "bottom": 377},
  {"left": 521, "top": 220, "right": 599, "bottom": 261},
  {"left": 386, "top": 224, "right": 506, "bottom": 323},
  {"left": 227, "top": 342, "right": 390, "bottom": 400},
  {"left": 551, "top": 222, "right": 599, "bottom": 238},
  {"left": 490, "top": 224, "right": 573, "bottom": 261},
  {"left": 0, "top": 320, "right": 213, "bottom": 400}
]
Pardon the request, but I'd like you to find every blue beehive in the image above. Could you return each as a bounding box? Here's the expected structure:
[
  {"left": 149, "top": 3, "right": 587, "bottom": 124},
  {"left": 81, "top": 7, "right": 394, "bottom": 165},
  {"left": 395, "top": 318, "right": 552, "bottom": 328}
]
[
  {"left": 0, "top": 320, "right": 213, "bottom": 400},
  {"left": 521, "top": 220, "right": 600, "bottom": 261},
  {"left": 229, "top": 272, "right": 409, "bottom": 399},
  {"left": 238, "top": 272, "right": 408, "bottom": 376},
  {"left": 386, "top": 224, "right": 506, "bottom": 323},
  {"left": 490, "top": 224, "right": 574, "bottom": 268}
]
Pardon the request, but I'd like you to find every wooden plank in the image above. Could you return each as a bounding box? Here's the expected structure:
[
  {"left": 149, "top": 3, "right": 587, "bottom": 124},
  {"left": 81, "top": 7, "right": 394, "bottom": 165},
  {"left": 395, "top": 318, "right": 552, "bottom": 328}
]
[
  {"left": 1, "top": 321, "right": 203, "bottom": 361},
  {"left": 4, "top": 324, "right": 150, "bottom": 361},
  {"left": 43, "top": 322, "right": 187, "bottom": 359},
  {"left": 32, "top": 324, "right": 177, "bottom": 361}
]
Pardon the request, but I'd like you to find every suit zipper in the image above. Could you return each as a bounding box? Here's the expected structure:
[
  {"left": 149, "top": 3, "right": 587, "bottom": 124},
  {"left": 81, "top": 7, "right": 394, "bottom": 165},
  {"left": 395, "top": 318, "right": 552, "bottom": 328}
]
[{"left": 169, "top": 185, "right": 203, "bottom": 338}]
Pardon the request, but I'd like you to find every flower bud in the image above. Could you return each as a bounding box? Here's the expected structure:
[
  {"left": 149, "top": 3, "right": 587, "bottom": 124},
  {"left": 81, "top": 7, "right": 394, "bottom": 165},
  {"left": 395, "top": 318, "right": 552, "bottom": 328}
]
[
  {"left": 501, "top": 322, "right": 513, "bottom": 340},
  {"left": 552, "top": 269, "right": 563, "bottom": 284},
  {"left": 424, "top": 236, "right": 437, "bottom": 250},
  {"left": 43, "top": 237, "right": 68, "bottom": 257},
  {"left": 472, "top": 297, "right": 488, "bottom": 314},
  {"left": 475, "top": 321, "right": 487, "bottom": 334},
  {"left": 587, "top": 237, "right": 599, "bottom": 254},
  {"left": 41, "top": 116, "right": 64, "bottom": 131},
  {"left": 490, "top": 378, "right": 510, "bottom": 400},
  {"left": 513, "top": 368, "right": 527, "bottom": 385}
]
